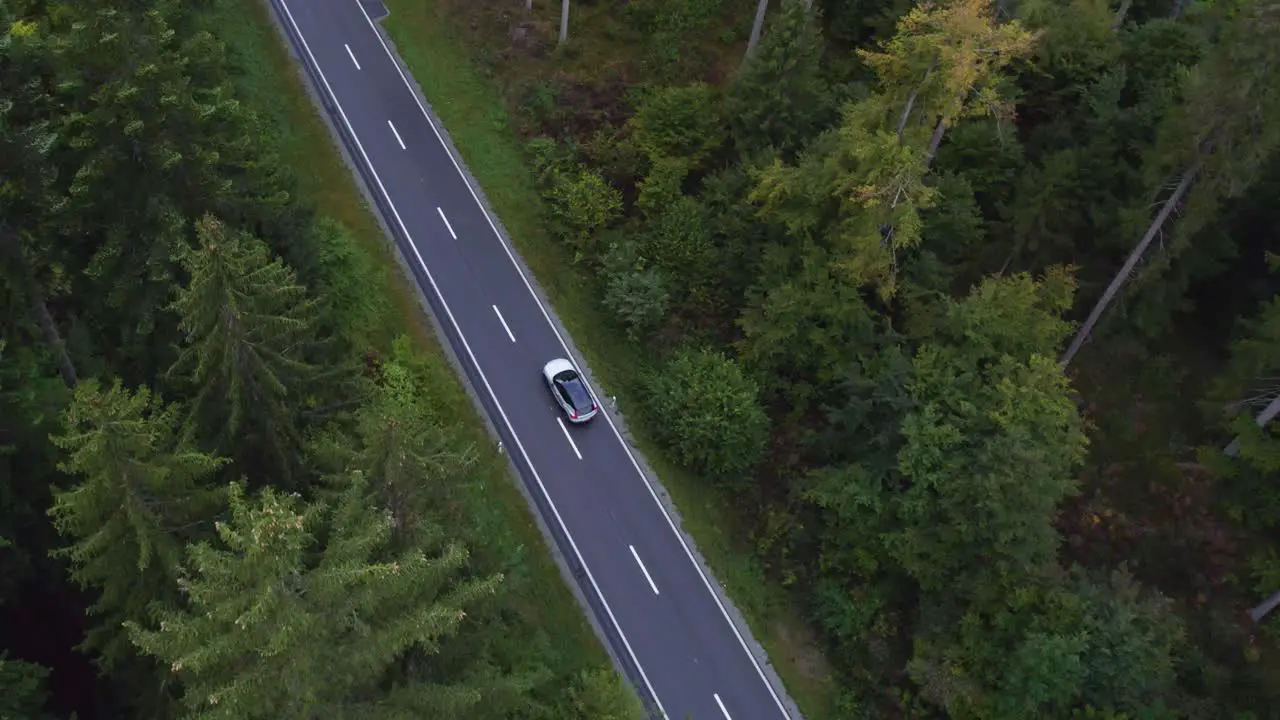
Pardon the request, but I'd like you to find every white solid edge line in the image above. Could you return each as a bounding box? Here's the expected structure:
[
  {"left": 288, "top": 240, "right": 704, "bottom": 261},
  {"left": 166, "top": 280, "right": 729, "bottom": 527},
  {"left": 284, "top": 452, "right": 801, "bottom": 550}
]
[
  {"left": 387, "top": 119, "right": 405, "bottom": 149},
  {"left": 436, "top": 206, "right": 457, "bottom": 239},
  {"left": 628, "top": 545, "right": 660, "bottom": 595},
  {"left": 273, "top": 4, "right": 667, "bottom": 720},
  {"left": 343, "top": 43, "right": 361, "bottom": 70},
  {"left": 714, "top": 693, "right": 733, "bottom": 720},
  {"left": 353, "top": 5, "right": 793, "bottom": 718},
  {"left": 556, "top": 417, "right": 582, "bottom": 460},
  {"left": 492, "top": 305, "right": 516, "bottom": 343}
]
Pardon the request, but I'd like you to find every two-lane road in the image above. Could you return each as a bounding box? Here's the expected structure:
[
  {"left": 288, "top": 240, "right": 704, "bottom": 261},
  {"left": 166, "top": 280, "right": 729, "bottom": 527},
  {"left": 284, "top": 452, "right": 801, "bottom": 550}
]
[{"left": 267, "top": 2, "right": 795, "bottom": 718}]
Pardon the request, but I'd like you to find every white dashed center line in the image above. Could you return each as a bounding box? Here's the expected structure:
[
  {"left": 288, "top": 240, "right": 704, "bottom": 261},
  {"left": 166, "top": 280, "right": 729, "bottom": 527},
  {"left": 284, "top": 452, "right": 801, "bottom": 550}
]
[
  {"left": 629, "top": 545, "right": 660, "bottom": 595},
  {"left": 436, "top": 207, "right": 457, "bottom": 239},
  {"left": 492, "top": 305, "right": 516, "bottom": 343},
  {"left": 556, "top": 417, "right": 582, "bottom": 460},
  {"left": 343, "top": 43, "right": 361, "bottom": 70},
  {"left": 387, "top": 120, "right": 405, "bottom": 149},
  {"left": 714, "top": 693, "right": 733, "bottom": 720}
]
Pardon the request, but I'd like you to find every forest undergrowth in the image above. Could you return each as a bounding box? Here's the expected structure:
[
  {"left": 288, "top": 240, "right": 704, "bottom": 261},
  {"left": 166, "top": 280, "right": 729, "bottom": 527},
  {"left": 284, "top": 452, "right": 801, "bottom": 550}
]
[{"left": 381, "top": 0, "right": 1280, "bottom": 717}]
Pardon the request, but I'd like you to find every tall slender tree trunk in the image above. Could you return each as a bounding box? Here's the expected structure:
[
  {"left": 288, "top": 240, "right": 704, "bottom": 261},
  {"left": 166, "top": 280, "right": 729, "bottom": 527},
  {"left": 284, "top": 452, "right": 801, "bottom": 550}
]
[
  {"left": 925, "top": 117, "right": 947, "bottom": 165},
  {"left": 0, "top": 225, "right": 78, "bottom": 388},
  {"left": 745, "top": 0, "right": 770, "bottom": 60},
  {"left": 1111, "top": 0, "right": 1133, "bottom": 29},
  {"left": 897, "top": 60, "right": 938, "bottom": 142},
  {"left": 1059, "top": 162, "right": 1203, "bottom": 368},
  {"left": 1224, "top": 393, "right": 1280, "bottom": 457},
  {"left": 1250, "top": 587, "right": 1280, "bottom": 622},
  {"left": 559, "top": 0, "right": 569, "bottom": 44}
]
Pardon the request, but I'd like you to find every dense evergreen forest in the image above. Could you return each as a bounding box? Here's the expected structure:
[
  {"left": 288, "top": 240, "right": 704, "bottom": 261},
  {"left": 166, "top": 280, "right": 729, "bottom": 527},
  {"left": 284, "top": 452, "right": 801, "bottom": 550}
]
[
  {"left": 408, "top": 0, "right": 1280, "bottom": 716},
  {"left": 0, "top": 0, "right": 642, "bottom": 718}
]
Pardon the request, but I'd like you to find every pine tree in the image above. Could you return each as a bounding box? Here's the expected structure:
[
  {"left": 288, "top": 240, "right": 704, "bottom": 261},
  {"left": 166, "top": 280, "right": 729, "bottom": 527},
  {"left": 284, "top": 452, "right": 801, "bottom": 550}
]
[
  {"left": 1, "top": 10, "right": 78, "bottom": 388},
  {"left": 167, "top": 215, "right": 324, "bottom": 484},
  {"left": 0, "top": 653, "right": 52, "bottom": 720},
  {"left": 348, "top": 356, "right": 478, "bottom": 544},
  {"left": 727, "top": 0, "right": 836, "bottom": 159},
  {"left": 1060, "top": 0, "right": 1280, "bottom": 366},
  {"left": 43, "top": 3, "right": 258, "bottom": 365},
  {"left": 48, "top": 378, "right": 226, "bottom": 671},
  {"left": 128, "top": 476, "right": 503, "bottom": 719}
]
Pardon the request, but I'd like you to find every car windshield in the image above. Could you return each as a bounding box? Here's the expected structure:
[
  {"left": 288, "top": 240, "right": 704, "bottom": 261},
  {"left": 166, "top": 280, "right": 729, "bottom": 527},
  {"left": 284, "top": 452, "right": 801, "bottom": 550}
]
[{"left": 557, "top": 373, "right": 593, "bottom": 412}]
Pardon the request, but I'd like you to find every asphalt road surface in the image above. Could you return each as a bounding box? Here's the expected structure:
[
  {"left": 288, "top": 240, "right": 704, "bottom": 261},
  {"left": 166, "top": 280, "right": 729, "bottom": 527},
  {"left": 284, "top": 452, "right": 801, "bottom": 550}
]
[{"left": 267, "top": 2, "right": 796, "bottom": 718}]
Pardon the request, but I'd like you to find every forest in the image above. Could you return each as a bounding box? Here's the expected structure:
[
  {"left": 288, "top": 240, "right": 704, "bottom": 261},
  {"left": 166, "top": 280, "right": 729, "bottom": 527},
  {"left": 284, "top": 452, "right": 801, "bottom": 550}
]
[
  {"left": 0, "top": 0, "right": 643, "bottom": 718},
  {"left": 383, "top": 0, "right": 1280, "bottom": 716},
  {"left": 4, "top": 0, "right": 1280, "bottom": 717}
]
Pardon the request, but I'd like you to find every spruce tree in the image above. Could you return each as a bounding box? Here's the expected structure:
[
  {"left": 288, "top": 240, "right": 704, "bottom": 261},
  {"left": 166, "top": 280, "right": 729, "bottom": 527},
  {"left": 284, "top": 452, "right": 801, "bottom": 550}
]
[
  {"left": 167, "top": 215, "right": 324, "bottom": 484},
  {"left": 45, "top": 3, "right": 254, "bottom": 366},
  {"left": 48, "top": 378, "right": 226, "bottom": 670},
  {"left": 129, "top": 477, "right": 503, "bottom": 719},
  {"left": 348, "top": 354, "right": 478, "bottom": 544},
  {"left": 727, "top": 0, "right": 836, "bottom": 159}
]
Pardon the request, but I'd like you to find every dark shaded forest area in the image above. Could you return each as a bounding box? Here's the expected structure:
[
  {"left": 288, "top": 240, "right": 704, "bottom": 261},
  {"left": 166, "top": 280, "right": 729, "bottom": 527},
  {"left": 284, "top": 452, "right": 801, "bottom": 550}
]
[
  {"left": 0, "top": 0, "right": 642, "bottom": 718},
  {"left": 5, "top": 0, "right": 1280, "bottom": 717},
  {"left": 409, "top": 0, "right": 1280, "bottom": 716}
]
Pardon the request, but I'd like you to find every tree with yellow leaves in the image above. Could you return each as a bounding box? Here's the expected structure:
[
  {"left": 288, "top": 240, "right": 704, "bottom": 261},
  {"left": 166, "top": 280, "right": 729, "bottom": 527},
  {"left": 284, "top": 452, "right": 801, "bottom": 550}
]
[{"left": 752, "top": 0, "right": 1038, "bottom": 298}]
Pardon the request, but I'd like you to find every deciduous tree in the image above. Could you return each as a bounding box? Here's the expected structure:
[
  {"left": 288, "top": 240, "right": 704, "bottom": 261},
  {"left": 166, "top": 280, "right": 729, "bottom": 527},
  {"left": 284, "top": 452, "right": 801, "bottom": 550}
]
[
  {"left": 753, "top": 0, "right": 1037, "bottom": 298},
  {"left": 807, "top": 269, "right": 1086, "bottom": 602},
  {"left": 645, "top": 347, "right": 769, "bottom": 482}
]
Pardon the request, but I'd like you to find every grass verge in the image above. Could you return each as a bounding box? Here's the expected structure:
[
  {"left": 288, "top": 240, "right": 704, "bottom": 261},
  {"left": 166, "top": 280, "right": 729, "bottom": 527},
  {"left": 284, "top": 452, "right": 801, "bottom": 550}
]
[
  {"left": 209, "top": 0, "right": 613, "bottom": 694},
  {"left": 380, "top": 1, "right": 838, "bottom": 716}
]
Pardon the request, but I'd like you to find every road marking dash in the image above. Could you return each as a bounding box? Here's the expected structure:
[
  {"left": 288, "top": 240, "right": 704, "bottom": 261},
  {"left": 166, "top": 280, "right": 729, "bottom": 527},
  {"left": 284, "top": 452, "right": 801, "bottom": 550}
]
[
  {"left": 387, "top": 119, "right": 405, "bottom": 149},
  {"left": 629, "top": 545, "right": 660, "bottom": 595},
  {"left": 493, "top": 305, "right": 516, "bottom": 343},
  {"left": 556, "top": 417, "right": 582, "bottom": 460},
  {"left": 354, "top": 10, "right": 792, "bottom": 716},
  {"left": 436, "top": 207, "right": 456, "bottom": 239},
  {"left": 343, "top": 43, "right": 361, "bottom": 70},
  {"left": 714, "top": 693, "right": 733, "bottom": 720}
]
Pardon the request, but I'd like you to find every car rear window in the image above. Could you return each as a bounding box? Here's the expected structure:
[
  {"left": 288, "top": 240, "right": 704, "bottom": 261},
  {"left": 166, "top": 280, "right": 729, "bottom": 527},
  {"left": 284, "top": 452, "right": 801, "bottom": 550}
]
[{"left": 561, "top": 377, "right": 593, "bottom": 412}]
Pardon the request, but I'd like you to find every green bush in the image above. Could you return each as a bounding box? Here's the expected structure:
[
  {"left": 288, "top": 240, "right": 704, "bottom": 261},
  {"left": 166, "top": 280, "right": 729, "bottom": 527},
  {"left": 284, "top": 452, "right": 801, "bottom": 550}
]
[
  {"left": 645, "top": 347, "right": 769, "bottom": 482},
  {"left": 602, "top": 240, "right": 670, "bottom": 341},
  {"left": 627, "top": 83, "right": 726, "bottom": 165},
  {"left": 564, "top": 667, "right": 646, "bottom": 720},
  {"left": 641, "top": 196, "right": 717, "bottom": 311},
  {"left": 527, "top": 137, "right": 622, "bottom": 261},
  {"left": 636, "top": 155, "right": 690, "bottom": 218},
  {"left": 548, "top": 168, "right": 623, "bottom": 261}
]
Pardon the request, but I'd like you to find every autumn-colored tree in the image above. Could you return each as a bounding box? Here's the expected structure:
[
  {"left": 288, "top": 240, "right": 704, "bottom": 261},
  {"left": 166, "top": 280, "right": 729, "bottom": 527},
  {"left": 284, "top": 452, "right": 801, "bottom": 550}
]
[{"left": 752, "top": 0, "right": 1037, "bottom": 298}]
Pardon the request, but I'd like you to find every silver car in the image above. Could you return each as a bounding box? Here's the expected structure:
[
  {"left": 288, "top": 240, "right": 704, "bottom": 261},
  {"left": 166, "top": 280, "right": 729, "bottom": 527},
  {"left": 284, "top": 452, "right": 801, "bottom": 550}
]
[{"left": 542, "top": 358, "right": 598, "bottom": 423}]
